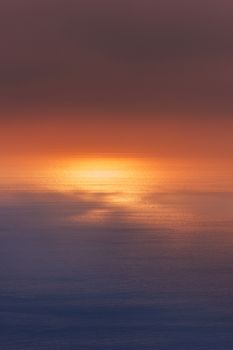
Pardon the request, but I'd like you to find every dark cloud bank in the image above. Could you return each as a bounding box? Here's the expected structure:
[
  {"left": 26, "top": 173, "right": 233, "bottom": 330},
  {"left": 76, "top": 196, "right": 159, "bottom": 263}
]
[{"left": 0, "top": 0, "right": 233, "bottom": 117}]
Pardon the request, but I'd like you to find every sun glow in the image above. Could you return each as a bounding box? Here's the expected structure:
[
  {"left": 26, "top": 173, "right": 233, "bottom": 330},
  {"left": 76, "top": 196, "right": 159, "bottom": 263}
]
[
  {"left": 1, "top": 156, "right": 232, "bottom": 231},
  {"left": 57, "top": 158, "right": 147, "bottom": 196},
  {"left": 68, "top": 159, "right": 129, "bottom": 182},
  {"left": 78, "top": 168, "right": 122, "bottom": 181}
]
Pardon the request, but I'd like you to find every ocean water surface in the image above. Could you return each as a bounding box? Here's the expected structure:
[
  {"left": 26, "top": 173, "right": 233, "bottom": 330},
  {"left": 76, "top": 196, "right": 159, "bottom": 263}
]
[{"left": 1, "top": 157, "right": 233, "bottom": 349}]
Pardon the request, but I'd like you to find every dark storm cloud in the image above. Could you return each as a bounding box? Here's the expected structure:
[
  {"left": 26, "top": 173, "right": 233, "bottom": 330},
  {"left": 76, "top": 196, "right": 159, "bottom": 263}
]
[{"left": 0, "top": 0, "right": 233, "bottom": 116}]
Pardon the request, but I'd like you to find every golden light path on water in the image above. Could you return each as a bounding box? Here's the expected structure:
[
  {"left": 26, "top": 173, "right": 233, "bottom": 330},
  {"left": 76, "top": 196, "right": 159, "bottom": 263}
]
[
  {"left": 1, "top": 156, "right": 233, "bottom": 231},
  {"left": 39, "top": 157, "right": 233, "bottom": 230}
]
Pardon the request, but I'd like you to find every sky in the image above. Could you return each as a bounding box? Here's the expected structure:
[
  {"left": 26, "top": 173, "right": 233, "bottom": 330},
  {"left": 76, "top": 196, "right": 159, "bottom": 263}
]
[
  {"left": 1, "top": 0, "right": 233, "bottom": 157},
  {"left": 1, "top": 3, "right": 233, "bottom": 349}
]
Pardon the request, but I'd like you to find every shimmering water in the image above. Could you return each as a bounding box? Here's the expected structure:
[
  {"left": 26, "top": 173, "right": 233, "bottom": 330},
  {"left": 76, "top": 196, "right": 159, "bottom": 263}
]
[{"left": 1, "top": 158, "right": 233, "bottom": 349}]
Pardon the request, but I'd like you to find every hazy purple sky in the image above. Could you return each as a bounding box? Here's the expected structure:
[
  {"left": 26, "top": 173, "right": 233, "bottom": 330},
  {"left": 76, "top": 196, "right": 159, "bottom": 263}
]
[
  {"left": 1, "top": 0, "right": 232, "bottom": 115},
  {"left": 0, "top": 0, "right": 232, "bottom": 156}
]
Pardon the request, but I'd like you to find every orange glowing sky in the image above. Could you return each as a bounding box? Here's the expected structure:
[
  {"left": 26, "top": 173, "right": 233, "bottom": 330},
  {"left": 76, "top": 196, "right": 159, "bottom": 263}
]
[
  {"left": 0, "top": 0, "right": 232, "bottom": 160},
  {"left": 1, "top": 112, "right": 233, "bottom": 159},
  {"left": 1, "top": 0, "right": 233, "bottom": 158}
]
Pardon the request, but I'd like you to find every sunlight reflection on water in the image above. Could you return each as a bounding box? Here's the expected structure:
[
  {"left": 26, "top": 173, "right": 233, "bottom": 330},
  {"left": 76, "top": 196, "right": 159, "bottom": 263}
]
[
  {"left": 1, "top": 157, "right": 233, "bottom": 349},
  {"left": 1, "top": 157, "right": 233, "bottom": 231}
]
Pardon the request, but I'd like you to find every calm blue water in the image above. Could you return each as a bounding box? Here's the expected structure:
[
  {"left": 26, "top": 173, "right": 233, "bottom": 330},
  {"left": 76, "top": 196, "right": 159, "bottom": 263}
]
[{"left": 1, "top": 159, "right": 233, "bottom": 349}]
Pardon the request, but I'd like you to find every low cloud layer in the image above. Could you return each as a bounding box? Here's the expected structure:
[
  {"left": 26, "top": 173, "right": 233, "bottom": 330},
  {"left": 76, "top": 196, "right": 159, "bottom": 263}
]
[{"left": 0, "top": 0, "right": 232, "bottom": 117}]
